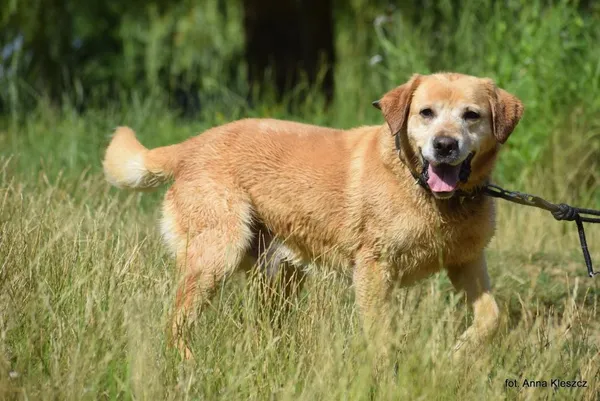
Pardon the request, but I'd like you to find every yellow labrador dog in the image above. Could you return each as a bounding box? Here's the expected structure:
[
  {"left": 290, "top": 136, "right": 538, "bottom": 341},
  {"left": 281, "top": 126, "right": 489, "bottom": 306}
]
[{"left": 104, "top": 72, "right": 523, "bottom": 359}]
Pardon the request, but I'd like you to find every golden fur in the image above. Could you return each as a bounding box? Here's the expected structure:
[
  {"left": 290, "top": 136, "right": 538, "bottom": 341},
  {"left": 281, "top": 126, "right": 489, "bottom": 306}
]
[{"left": 103, "top": 72, "right": 524, "bottom": 359}]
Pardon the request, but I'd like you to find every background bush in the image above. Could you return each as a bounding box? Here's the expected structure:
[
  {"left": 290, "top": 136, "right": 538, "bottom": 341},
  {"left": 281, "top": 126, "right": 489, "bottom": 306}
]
[{"left": 2, "top": 0, "right": 599, "bottom": 188}]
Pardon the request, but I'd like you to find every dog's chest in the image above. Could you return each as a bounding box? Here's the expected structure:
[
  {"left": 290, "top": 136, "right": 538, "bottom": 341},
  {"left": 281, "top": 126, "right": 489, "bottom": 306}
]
[{"left": 381, "top": 202, "right": 495, "bottom": 283}]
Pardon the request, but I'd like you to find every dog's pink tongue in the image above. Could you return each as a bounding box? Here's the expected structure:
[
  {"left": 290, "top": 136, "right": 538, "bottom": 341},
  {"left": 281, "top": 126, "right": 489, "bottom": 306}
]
[{"left": 427, "top": 164, "right": 461, "bottom": 193}]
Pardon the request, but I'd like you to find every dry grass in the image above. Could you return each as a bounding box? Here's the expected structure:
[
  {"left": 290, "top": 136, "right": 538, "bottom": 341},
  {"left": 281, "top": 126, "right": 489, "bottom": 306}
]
[{"left": 1, "top": 139, "right": 599, "bottom": 400}]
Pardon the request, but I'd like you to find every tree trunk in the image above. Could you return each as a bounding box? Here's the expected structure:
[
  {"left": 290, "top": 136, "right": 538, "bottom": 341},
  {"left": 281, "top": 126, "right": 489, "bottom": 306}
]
[{"left": 242, "top": 0, "right": 335, "bottom": 103}]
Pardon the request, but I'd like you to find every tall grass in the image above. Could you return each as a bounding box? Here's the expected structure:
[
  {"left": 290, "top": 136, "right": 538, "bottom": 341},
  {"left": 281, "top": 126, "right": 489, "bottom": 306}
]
[
  {"left": 1, "top": 0, "right": 600, "bottom": 399},
  {"left": 0, "top": 155, "right": 598, "bottom": 400}
]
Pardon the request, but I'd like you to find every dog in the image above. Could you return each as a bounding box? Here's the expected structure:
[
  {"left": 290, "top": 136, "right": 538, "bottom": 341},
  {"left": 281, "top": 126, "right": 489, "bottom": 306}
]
[{"left": 103, "top": 72, "right": 524, "bottom": 359}]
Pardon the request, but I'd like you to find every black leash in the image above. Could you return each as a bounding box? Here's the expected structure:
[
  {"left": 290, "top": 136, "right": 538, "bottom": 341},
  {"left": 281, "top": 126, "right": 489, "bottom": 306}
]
[
  {"left": 393, "top": 132, "right": 599, "bottom": 278},
  {"left": 482, "top": 184, "right": 600, "bottom": 278}
]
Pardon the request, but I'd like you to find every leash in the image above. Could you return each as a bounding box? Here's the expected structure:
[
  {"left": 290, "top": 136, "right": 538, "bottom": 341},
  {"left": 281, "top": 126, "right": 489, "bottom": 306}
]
[
  {"left": 482, "top": 184, "right": 600, "bottom": 278},
  {"left": 414, "top": 170, "right": 600, "bottom": 278},
  {"left": 392, "top": 132, "right": 599, "bottom": 278}
]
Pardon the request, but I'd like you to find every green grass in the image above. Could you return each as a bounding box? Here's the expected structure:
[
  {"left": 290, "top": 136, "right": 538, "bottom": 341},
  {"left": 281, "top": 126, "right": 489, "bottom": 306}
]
[
  {"left": 2, "top": 0, "right": 600, "bottom": 399},
  {"left": 0, "top": 156, "right": 599, "bottom": 400}
]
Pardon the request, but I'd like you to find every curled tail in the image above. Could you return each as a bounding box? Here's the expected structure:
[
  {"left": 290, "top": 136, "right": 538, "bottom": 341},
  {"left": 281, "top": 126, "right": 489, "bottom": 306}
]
[{"left": 103, "top": 127, "right": 180, "bottom": 190}]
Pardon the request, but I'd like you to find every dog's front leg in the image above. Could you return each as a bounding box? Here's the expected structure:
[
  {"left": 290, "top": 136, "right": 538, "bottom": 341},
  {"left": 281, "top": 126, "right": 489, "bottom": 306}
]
[
  {"left": 446, "top": 254, "right": 500, "bottom": 355},
  {"left": 353, "top": 256, "right": 394, "bottom": 353}
]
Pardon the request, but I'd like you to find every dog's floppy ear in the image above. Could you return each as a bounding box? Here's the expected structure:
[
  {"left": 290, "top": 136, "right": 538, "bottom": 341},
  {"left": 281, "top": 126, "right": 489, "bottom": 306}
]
[
  {"left": 486, "top": 81, "right": 524, "bottom": 144},
  {"left": 373, "top": 74, "right": 422, "bottom": 136}
]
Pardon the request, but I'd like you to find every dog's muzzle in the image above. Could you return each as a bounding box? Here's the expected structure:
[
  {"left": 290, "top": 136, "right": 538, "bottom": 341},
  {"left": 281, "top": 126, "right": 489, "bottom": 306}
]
[{"left": 416, "top": 152, "right": 475, "bottom": 197}]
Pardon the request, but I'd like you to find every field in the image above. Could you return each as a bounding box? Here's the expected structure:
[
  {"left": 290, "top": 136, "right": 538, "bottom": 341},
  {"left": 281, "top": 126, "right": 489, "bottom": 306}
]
[{"left": 1, "top": 1, "right": 600, "bottom": 400}]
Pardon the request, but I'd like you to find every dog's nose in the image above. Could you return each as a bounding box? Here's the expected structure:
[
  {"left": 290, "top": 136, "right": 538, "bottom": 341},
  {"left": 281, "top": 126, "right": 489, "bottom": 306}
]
[{"left": 432, "top": 136, "right": 459, "bottom": 158}]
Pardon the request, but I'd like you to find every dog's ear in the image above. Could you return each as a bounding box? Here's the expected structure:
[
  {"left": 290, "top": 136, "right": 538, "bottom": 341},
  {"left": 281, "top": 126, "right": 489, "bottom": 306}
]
[
  {"left": 486, "top": 81, "right": 524, "bottom": 144},
  {"left": 373, "top": 74, "right": 422, "bottom": 136}
]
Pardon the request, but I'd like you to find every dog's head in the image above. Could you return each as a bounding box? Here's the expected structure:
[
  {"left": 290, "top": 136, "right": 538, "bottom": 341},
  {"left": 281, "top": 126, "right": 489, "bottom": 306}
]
[{"left": 374, "top": 73, "right": 524, "bottom": 199}]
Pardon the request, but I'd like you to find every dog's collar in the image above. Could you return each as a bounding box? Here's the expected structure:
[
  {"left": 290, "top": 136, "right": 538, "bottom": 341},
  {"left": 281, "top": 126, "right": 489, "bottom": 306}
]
[{"left": 393, "top": 133, "right": 480, "bottom": 200}]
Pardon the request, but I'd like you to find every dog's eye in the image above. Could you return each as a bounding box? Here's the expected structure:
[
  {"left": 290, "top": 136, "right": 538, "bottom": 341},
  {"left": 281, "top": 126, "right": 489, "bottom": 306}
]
[
  {"left": 420, "top": 108, "right": 434, "bottom": 118},
  {"left": 463, "top": 110, "right": 480, "bottom": 120}
]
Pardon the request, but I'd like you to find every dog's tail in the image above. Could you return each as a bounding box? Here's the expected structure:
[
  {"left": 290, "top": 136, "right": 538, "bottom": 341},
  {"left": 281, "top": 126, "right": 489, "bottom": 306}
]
[{"left": 103, "top": 126, "right": 181, "bottom": 190}]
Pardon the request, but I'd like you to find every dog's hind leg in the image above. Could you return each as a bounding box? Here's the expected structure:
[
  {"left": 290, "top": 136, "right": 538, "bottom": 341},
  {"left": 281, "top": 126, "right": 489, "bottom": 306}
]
[
  {"left": 261, "top": 240, "right": 306, "bottom": 303},
  {"left": 166, "top": 185, "right": 254, "bottom": 360},
  {"left": 247, "top": 230, "right": 306, "bottom": 322},
  {"left": 259, "top": 259, "right": 306, "bottom": 323}
]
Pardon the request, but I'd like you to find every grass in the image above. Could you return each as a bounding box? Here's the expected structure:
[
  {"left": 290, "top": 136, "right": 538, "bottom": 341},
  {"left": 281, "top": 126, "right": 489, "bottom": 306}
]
[
  {"left": 1, "top": 1, "right": 600, "bottom": 399},
  {"left": 1, "top": 105, "right": 599, "bottom": 400}
]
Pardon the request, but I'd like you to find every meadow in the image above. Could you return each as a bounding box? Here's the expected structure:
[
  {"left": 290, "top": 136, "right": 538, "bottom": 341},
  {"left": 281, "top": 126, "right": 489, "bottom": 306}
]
[{"left": 1, "top": 1, "right": 600, "bottom": 399}]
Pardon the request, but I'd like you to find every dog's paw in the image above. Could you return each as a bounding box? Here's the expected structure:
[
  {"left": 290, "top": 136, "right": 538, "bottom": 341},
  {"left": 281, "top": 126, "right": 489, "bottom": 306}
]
[{"left": 449, "top": 327, "right": 480, "bottom": 361}]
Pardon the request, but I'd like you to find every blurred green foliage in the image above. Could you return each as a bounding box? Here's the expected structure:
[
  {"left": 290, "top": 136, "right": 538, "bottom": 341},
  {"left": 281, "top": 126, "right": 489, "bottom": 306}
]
[
  {"left": 1, "top": 0, "right": 599, "bottom": 189},
  {"left": 1, "top": 0, "right": 245, "bottom": 111}
]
